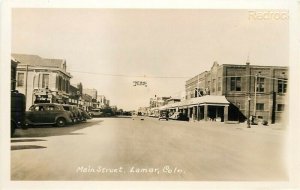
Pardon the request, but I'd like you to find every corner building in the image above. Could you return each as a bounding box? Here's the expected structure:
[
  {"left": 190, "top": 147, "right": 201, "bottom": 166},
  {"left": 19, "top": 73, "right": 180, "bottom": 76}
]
[{"left": 185, "top": 62, "right": 288, "bottom": 123}]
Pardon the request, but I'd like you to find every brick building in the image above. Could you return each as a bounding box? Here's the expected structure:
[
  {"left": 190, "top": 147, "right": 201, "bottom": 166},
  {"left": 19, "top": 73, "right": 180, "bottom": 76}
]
[{"left": 185, "top": 61, "right": 288, "bottom": 123}]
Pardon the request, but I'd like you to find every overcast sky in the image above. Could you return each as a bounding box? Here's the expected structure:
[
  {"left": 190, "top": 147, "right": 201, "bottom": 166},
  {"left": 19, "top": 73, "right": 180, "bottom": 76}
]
[{"left": 12, "top": 9, "right": 288, "bottom": 110}]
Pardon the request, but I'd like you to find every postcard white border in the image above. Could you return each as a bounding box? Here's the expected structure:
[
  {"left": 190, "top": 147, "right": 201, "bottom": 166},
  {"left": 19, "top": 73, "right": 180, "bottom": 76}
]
[{"left": 1, "top": 0, "right": 300, "bottom": 189}]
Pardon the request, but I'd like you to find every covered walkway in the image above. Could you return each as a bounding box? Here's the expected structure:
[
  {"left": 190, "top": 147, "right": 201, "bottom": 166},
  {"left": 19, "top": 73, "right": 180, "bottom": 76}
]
[{"left": 158, "top": 95, "right": 230, "bottom": 122}]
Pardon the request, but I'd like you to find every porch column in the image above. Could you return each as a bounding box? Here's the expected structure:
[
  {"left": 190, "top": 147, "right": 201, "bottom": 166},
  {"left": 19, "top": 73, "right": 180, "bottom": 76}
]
[
  {"left": 187, "top": 108, "right": 191, "bottom": 119},
  {"left": 224, "top": 105, "right": 229, "bottom": 122},
  {"left": 197, "top": 105, "right": 200, "bottom": 121},
  {"left": 204, "top": 104, "right": 208, "bottom": 121},
  {"left": 193, "top": 106, "right": 196, "bottom": 121}
]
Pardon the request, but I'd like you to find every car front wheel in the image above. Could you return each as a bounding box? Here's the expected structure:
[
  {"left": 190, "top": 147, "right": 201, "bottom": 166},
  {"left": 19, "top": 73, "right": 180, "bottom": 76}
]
[{"left": 56, "top": 118, "right": 66, "bottom": 127}]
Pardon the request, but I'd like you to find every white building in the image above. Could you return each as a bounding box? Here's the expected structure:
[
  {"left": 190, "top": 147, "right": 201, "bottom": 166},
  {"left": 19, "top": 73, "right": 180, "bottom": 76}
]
[{"left": 13, "top": 54, "right": 71, "bottom": 110}]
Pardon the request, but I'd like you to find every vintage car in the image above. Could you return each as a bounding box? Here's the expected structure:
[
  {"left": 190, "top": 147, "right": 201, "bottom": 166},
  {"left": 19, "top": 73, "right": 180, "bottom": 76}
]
[
  {"left": 11, "top": 90, "right": 27, "bottom": 137},
  {"left": 158, "top": 111, "right": 169, "bottom": 121},
  {"left": 169, "top": 112, "right": 189, "bottom": 121},
  {"left": 62, "top": 104, "right": 83, "bottom": 123},
  {"left": 89, "top": 108, "right": 104, "bottom": 117},
  {"left": 78, "top": 108, "right": 92, "bottom": 120},
  {"left": 26, "top": 103, "right": 73, "bottom": 127}
]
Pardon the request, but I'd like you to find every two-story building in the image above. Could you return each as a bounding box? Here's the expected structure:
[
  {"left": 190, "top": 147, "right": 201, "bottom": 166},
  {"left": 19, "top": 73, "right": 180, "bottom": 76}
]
[
  {"left": 97, "top": 95, "right": 110, "bottom": 108},
  {"left": 184, "top": 61, "right": 288, "bottom": 123},
  {"left": 13, "top": 54, "right": 71, "bottom": 110}
]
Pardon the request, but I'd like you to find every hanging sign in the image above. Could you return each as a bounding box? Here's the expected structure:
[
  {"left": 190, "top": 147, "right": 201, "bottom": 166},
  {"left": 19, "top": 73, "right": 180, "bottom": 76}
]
[{"left": 133, "top": 81, "right": 148, "bottom": 87}]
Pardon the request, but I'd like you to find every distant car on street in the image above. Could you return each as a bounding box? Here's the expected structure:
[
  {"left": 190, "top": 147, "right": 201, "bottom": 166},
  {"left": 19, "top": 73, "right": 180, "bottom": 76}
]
[
  {"left": 26, "top": 103, "right": 73, "bottom": 127},
  {"left": 89, "top": 108, "right": 104, "bottom": 117},
  {"left": 158, "top": 111, "right": 169, "bottom": 121},
  {"left": 169, "top": 112, "right": 189, "bottom": 121}
]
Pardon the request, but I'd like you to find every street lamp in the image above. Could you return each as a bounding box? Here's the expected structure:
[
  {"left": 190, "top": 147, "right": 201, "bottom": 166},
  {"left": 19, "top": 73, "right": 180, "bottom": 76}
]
[{"left": 247, "top": 96, "right": 251, "bottom": 128}]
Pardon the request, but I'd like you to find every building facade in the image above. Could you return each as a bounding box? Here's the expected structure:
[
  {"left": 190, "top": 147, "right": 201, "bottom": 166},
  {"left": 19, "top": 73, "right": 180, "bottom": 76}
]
[
  {"left": 149, "top": 96, "right": 171, "bottom": 108},
  {"left": 11, "top": 57, "right": 20, "bottom": 91},
  {"left": 97, "top": 95, "right": 109, "bottom": 108},
  {"left": 185, "top": 62, "right": 288, "bottom": 123},
  {"left": 13, "top": 54, "right": 71, "bottom": 110}
]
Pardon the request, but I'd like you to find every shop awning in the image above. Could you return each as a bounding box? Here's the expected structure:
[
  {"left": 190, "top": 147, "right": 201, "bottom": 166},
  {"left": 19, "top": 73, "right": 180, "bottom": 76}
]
[{"left": 157, "top": 95, "right": 229, "bottom": 110}]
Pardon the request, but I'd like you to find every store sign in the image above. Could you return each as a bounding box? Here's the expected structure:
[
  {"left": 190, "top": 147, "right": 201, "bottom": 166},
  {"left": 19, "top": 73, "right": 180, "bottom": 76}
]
[{"left": 133, "top": 81, "right": 147, "bottom": 87}]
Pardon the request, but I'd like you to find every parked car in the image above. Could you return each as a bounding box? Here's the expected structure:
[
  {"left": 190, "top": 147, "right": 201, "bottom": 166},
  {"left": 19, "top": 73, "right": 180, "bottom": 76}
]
[
  {"left": 78, "top": 108, "right": 92, "bottom": 120},
  {"left": 62, "top": 104, "right": 77, "bottom": 123},
  {"left": 89, "top": 108, "right": 104, "bottom": 117},
  {"left": 26, "top": 103, "right": 73, "bottom": 127},
  {"left": 169, "top": 112, "right": 189, "bottom": 121},
  {"left": 11, "top": 90, "right": 26, "bottom": 137},
  {"left": 62, "top": 104, "right": 84, "bottom": 123},
  {"left": 158, "top": 111, "right": 169, "bottom": 121},
  {"left": 72, "top": 106, "right": 83, "bottom": 122}
]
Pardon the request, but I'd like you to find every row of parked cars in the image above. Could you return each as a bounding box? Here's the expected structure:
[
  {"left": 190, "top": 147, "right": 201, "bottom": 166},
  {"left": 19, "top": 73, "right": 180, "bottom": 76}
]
[{"left": 25, "top": 103, "right": 92, "bottom": 127}]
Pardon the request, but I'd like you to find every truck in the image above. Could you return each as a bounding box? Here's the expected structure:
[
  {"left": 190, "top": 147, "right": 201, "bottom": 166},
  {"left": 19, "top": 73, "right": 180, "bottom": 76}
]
[{"left": 11, "top": 90, "right": 26, "bottom": 137}]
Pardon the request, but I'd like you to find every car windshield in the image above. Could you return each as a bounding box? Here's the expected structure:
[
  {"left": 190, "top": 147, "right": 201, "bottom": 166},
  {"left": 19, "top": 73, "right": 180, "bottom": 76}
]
[
  {"left": 92, "top": 109, "right": 101, "bottom": 112},
  {"left": 63, "top": 106, "right": 70, "bottom": 111}
]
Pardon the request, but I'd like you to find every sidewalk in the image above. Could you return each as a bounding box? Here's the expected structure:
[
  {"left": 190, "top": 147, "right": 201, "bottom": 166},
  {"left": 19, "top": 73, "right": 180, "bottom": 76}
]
[{"left": 183, "top": 119, "right": 287, "bottom": 135}]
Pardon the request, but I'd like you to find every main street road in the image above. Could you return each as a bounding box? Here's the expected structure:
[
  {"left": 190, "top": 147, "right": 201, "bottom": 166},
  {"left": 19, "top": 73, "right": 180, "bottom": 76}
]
[{"left": 11, "top": 117, "right": 288, "bottom": 181}]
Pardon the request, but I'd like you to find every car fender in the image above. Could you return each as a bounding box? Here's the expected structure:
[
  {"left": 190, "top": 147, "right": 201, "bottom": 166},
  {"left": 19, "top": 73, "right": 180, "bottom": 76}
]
[{"left": 55, "top": 114, "right": 68, "bottom": 122}]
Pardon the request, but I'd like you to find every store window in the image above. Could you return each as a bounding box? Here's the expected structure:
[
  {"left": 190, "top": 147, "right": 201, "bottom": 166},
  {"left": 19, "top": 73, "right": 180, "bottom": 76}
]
[
  {"left": 17, "top": 73, "right": 24, "bottom": 87},
  {"left": 42, "top": 74, "right": 49, "bottom": 88}
]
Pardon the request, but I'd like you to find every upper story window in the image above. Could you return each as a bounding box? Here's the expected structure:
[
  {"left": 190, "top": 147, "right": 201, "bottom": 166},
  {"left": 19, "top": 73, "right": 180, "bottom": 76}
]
[
  {"left": 42, "top": 74, "right": 49, "bottom": 88},
  {"left": 218, "top": 77, "right": 221, "bottom": 91},
  {"left": 256, "top": 103, "right": 264, "bottom": 111},
  {"left": 256, "top": 77, "right": 265, "bottom": 92},
  {"left": 277, "top": 104, "right": 285, "bottom": 111},
  {"left": 212, "top": 79, "right": 216, "bottom": 93},
  {"left": 278, "top": 79, "right": 287, "bottom": 93},
  {"left": 230, "top": 77, "right": 241, "bottom": 91},
  {"left": 17, "top": 73, "right": 24, "bottom": 87}
]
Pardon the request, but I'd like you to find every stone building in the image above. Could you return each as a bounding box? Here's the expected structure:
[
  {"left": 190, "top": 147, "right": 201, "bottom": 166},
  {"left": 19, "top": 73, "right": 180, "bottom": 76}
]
[
  {"left": 185, "top": 61, "right": 288, "bottom": 123},
  {"left": 13, "top": 54, "right": 71, "bottom": 110}
]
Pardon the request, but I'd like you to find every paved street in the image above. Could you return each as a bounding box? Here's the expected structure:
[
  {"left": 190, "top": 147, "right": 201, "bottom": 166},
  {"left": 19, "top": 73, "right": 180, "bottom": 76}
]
[{"left": 11, "top": 117, "right": 288, "bottom": 181}]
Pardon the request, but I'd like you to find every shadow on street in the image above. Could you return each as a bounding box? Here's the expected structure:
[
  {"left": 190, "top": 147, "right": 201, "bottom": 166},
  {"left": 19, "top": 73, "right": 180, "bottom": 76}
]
[
  {"left": 12, "top": 119, "right": 103, "bottom": 138},
  {"left": 11, "top": 139, "right": 47, "bottom": 143},
  {"left": 11, "top": 145, "right": 47, "bottom": 151}
]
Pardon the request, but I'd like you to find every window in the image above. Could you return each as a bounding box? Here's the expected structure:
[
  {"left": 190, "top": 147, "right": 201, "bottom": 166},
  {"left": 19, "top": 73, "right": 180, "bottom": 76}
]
[
  {"left": 42, "top": 74, "right": 49, "bottom": 88},
  {"left": 256, "top": 77, "right": 265, "bottom": 92},
  {"left": 277, "top": 104, "right": 285, "bottom": 111},
  {"left": 212, "top": 79, "right": 216, "bottom": 92},
  {"left": 32, "top": 105, "right": 45, "bottom": 111},
  {"left": 278, "top": 79, "right": 287, "bottom": 93},
  {"left": 256, "top": 103, "right": 264, "bottom": 111},
  {"left": 230, "top": 77, "right": 241, "bottom": 91},
  {"left": 17, "top": 73, "right": 24, "bottom": 87},
  {"left": 194, "top": 88, "right": 203, "bottom": 97},
  {"left": 58, "top": 76, "right": 62, "bottom": 90},
  {"left": 218, "top": 77, "right": 221, "bottom": 91}
]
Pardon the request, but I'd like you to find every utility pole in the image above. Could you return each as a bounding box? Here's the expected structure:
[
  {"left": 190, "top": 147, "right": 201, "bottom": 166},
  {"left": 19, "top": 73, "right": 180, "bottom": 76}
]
[
  {"left": 246, "top": 62, "right": 251, "bottom": 128},
  {"left": 253, "top": 74, "right": 258, "bottom": 117},
  {"left": 24, "top": 64, "right": 29, "bottom": 98}
]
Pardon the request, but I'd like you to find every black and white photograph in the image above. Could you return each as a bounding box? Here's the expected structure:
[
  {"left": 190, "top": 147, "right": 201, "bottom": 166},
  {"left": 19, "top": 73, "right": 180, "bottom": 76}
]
[{"left": 1, "top": 0, "right": 300, "bottom": 189}]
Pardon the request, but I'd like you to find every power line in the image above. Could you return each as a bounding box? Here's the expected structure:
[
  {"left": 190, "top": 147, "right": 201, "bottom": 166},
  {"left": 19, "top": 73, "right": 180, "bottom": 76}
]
[{"left": 69, "top": 70, "right": 190, "bottom": 79}]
